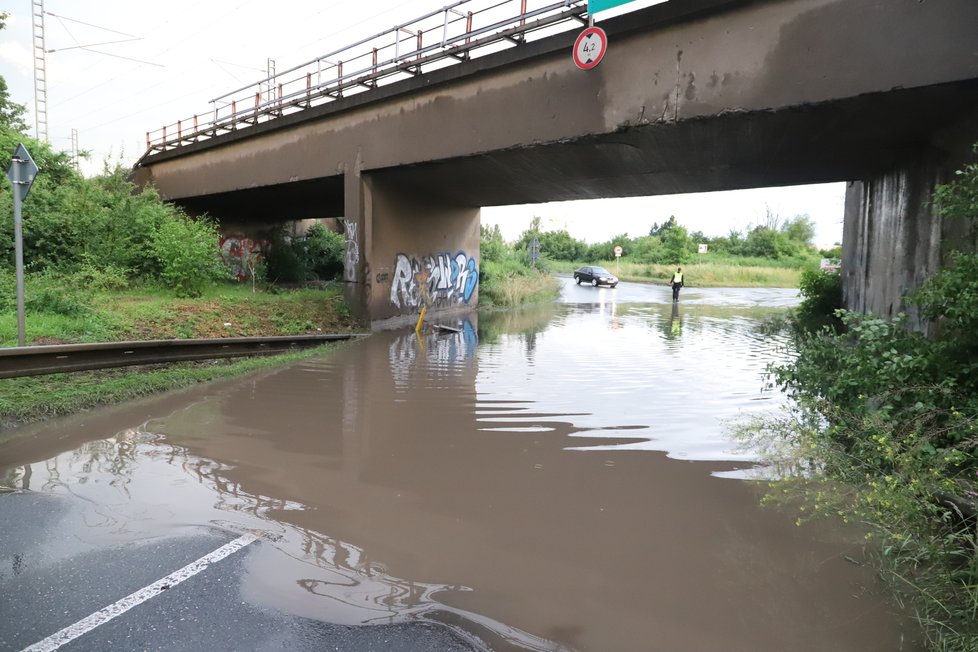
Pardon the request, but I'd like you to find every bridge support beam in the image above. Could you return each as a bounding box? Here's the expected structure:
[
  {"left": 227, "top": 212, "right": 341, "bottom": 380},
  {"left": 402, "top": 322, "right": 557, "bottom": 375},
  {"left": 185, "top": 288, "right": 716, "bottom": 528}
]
[
  {"left": 842, "top": 126, "right": 977, "bottom": 332},
  {"left": 343, "top": 171, "right": 481, "bottom": 326}
]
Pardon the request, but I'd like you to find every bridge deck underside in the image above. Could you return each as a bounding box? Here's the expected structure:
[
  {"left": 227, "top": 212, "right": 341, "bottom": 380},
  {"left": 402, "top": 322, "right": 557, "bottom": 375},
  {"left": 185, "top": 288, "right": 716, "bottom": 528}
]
[
  {"left": 168, "top": 80, "right": 978, "bottom": 222},
  {"left": 375, "top": 81, "right": 978, "bottom": 207}
]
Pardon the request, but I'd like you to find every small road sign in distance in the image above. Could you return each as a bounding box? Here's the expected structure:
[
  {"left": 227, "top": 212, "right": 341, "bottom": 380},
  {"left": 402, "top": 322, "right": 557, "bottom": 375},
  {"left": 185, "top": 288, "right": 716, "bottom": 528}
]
[{"left": 573, "top": 26, "right": 608, "bottom": 70}]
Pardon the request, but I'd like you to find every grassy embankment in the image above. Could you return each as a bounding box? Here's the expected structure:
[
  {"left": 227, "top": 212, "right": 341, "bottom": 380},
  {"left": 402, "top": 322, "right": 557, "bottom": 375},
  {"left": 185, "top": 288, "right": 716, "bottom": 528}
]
[{"left": 0, "top": 282, "right": 366, "bottom": 427}]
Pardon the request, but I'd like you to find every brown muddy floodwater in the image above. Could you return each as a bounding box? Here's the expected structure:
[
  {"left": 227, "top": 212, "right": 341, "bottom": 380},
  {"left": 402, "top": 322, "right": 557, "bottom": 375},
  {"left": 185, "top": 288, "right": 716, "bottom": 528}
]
[{"left": 0, "top": 282, "right": 918, "bottom": 651}]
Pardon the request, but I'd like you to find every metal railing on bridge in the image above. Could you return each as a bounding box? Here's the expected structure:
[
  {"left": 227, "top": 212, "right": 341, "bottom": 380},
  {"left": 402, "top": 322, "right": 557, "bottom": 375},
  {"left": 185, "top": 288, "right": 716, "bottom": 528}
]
[{"left": 144, "top": 0, "right": 588, "bottom": 155}]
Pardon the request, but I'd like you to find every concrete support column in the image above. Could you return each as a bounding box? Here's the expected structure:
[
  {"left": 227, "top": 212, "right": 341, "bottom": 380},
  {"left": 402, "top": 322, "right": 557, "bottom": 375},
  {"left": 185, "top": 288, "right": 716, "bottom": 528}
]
[
  {"left": 342, "top": 171, "right": 481, "bottom": 326},
  {"left": 841, "top": 161, "right": 944, "bottom": 330},
  {"left": 343, "top": 157, "right": 368, "bottom": 320},
  {"left": 842, "top": 115, "right": 978, "bottom": 332}
]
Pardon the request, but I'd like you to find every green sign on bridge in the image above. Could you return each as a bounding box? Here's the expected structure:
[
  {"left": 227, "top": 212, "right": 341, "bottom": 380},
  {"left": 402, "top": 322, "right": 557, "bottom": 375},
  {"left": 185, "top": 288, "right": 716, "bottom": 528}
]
[{"left": 588, "top": 0, "right": 638, "bottom": 15}]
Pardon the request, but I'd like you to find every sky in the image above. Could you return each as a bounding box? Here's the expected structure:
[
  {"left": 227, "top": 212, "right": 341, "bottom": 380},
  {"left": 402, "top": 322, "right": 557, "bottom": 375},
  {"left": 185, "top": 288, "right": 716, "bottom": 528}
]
[{"left": 0, "top": 0, "right": 845, "bottom": 248}]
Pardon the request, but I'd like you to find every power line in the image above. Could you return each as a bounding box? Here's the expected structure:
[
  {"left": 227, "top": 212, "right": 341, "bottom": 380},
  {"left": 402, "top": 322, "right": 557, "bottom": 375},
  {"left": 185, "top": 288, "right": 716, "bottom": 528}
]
[
  {"left": 49, "top": 1, "right": 258, "bottom": 122},
  {"left": 44, "top": 11, "right": 141, "bottom": 39},
  {"left": 48, "top": 37, "right": 142, "bottom": 53},
  {"left": 73, "top": 47, "right": 164, "bottom": 67}
]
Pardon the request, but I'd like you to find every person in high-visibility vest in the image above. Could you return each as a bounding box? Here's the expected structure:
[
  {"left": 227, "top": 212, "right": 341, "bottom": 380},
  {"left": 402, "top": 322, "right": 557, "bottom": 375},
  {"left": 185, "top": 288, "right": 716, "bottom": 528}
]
[{"left": 671, "top": 267, "right": 684, "bottom": 302}]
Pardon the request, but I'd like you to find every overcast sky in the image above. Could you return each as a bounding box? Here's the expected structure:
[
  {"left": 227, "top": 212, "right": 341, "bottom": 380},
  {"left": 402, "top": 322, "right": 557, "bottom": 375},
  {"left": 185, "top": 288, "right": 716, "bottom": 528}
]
[{"left": 0, "top": 0, "right": 845, "bottom": 247}]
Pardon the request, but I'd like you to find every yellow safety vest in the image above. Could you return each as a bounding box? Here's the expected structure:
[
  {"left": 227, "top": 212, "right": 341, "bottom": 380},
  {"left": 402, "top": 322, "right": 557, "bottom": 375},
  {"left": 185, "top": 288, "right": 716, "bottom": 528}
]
[{"left": 672, "top": 273, "right": 683, "bottom": 284}]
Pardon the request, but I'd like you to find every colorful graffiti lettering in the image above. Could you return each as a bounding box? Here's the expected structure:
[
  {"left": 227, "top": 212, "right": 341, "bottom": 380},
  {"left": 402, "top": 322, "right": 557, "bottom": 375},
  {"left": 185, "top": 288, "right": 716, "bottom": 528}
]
[
  {"left": 389, "top": 251, "right": 479, "bottom": 311},
  {"left": 220, "top": 236, "right": 268, "bottom": 281}
]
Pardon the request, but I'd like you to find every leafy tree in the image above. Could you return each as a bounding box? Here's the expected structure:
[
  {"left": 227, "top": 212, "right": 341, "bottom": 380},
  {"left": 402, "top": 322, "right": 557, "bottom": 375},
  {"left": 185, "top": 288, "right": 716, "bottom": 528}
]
[
  {"left": 586, "top": 233, "right": 629, "bottom": 261},
  {"left": 0, "top": 15, "right": 29, "bottom": 134},
  {"left": 819, "top": 244, "right": 842, "bottom": 259},
  {"left": 649, "top": 215, "right": 679, "bottom": 237},
  {"left": 741, "top": 226, "right": 800, "bottom": 259},
  {"left": 0, "top": 77, "right": 28, "bottom": 133},
  {"left": 661, "top": 223, "right": 692, "bottom": 263},
  {"left": 628, "top": 235, "right": 663, "bottom": 263},
  {"left": 537, "top": 229, "right": 586, "bottom": 261},
  {"left": 705, "top": 229, "right": 742, "bottom": 255},
  {"left": 514, "top": 216, "right": 543, "bottom": 252},
  {"left": 480, "top": 224, "right": 506, "bottom": 262},
  {"left": 0, "top": 128, "right": 76, "bottom": 185},
  {"left": 303, "top": 223, "right": 345, "bottom": 280},
  {"left": 780, "top": 214, "right": 816, "bottom": 247}
]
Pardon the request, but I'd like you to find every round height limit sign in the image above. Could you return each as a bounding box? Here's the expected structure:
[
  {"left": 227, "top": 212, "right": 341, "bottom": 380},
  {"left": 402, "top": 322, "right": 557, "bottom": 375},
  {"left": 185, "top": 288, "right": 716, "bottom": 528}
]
[{"left": 573, "top": 26, "right": 608, "bottom": 70}]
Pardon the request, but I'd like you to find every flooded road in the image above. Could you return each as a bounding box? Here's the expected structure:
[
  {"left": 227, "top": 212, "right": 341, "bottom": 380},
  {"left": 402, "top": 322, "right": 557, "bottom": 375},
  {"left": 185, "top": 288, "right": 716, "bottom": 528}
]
[{"left": 0, "top": 279, "right": 916, "bottom": 651}]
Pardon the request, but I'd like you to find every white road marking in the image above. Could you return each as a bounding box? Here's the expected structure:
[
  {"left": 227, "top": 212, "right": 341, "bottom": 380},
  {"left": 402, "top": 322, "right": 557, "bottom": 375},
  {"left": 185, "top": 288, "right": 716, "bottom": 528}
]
[{"left": 21, "top": 533, "right": 258, "bottom": 652}]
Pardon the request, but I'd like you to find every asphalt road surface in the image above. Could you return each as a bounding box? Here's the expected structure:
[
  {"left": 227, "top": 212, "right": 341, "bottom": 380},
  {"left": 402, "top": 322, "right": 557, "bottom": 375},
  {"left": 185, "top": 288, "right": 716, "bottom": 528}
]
[{"left": 0, "top": 491, "right": 481, "bottom": 652}]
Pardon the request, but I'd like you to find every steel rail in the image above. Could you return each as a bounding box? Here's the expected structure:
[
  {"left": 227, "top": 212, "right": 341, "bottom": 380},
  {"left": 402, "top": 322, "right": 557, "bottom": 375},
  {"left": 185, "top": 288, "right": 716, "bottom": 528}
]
[{"left": 0, "top": 334, "right": 368, "bottom": 379}]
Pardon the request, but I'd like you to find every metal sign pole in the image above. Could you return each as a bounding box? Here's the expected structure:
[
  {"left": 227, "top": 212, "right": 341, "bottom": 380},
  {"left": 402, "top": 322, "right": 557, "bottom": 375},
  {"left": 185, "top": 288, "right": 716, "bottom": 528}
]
[
  {"left": 12, "top": 158, "right": 26, "bottom": 346},
  {"left": 7, "top": 144, "right": 38, "bottom": 347}
]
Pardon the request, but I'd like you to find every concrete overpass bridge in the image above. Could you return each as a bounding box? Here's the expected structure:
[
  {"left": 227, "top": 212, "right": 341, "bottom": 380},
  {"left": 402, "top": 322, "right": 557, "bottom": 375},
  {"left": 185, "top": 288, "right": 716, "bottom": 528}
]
[{"left": 132, "top": 0, "right": 978, "bottom": 325}]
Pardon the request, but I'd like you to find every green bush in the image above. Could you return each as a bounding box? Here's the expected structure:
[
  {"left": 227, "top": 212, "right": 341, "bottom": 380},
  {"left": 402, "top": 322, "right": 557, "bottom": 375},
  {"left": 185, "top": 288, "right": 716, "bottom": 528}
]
[
  {"left": 537, "top": 229, "right": 586, "bottom": 261},
  {"left": 303, "top": 223, "right": 345, "bottom": 281},
  {"left": 759, "top": 152, "right": 978, "bottom": 651},
  {"left": 481, "top": 224, "right": 507, "bottom": 263},
  {"left": 0, "top": 269, "right": 89, "bottom": 316},
  {"left": 0, "top": 268, "right": 14, "bottom": 312},
  {"left": 0, "top": 158, "right": 175, "bottom": 278},
  {"left": 263, "top": 224, "right": 347, "bottom": 284},
  {"left": 740, "top": 226, "right": 801, "bottom": 259},
  {"left": 65, "top": 258, "right": 131, "bottom": 291},
  {"left": 794, "top": 268, "right": 843, "bottom": 333},
  {"left": 150, "top": 216, "right": 228, "bottom": 297},
  {"left": 478, "top": 224, "right": 559, "bottom": 306},
  {"left": 264, "top": 229, "right": 311, "bottom": 283}
]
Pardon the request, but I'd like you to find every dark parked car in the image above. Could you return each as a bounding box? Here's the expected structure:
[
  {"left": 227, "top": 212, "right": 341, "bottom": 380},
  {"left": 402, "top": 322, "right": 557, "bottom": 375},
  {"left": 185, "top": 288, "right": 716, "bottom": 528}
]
[{"left": 574, "top": 265, "right": 618, "bottom": 288}]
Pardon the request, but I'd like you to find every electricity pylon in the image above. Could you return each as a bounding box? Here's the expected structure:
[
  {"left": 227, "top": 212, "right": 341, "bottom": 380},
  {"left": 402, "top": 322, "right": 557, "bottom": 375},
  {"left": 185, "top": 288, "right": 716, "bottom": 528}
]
[{"left": 31, "top": 0, "right": 48, "bottom": 142}]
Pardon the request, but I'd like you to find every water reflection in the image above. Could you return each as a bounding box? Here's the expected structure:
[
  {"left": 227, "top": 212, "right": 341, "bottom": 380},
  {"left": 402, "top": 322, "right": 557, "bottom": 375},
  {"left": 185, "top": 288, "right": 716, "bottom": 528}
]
[
  {"left": 474, "top": 299, "right": 793, "bottom": 460},
  {"left": 0, "top": 287, "right": 916, "bottom": 651},
  {"left": 667, "top": 302, "right": 682, "bottom": 340}
]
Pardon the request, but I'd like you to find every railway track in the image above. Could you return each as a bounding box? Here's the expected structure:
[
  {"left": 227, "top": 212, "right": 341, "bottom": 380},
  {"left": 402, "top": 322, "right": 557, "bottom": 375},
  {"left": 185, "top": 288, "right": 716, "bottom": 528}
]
[{"left": 0, "top": 334, "right": 368, "bottom": 379}]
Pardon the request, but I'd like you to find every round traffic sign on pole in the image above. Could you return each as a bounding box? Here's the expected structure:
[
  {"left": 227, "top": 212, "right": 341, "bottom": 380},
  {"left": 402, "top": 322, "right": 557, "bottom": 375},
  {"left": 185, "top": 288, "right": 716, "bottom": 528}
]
[
  {"left": 614, "top": 245, "right": 623, "bottom": 257},
  {"left": 573, "top": 26, "right": 608, "bottom": 70}
]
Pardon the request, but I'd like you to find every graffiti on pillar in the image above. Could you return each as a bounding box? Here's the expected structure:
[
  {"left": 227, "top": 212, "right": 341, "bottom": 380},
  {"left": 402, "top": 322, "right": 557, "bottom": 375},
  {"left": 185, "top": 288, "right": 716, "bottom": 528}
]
[
  {"left": 344, "top": 220, "right": 360, "bottom": 282},
  {"left": 389, "top": 251, "right": 479, "bottom": 311},
  {"left": 220, "top": 235, "right": 269, "bottom": 281}
]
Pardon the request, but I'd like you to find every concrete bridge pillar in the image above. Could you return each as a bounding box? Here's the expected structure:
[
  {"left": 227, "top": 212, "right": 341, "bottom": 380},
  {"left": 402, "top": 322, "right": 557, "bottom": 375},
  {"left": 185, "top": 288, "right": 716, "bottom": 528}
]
[
  {"left": 842, "top": 163, "right": 943, "bottom": 331},
  {"left": 842, "top": 122, "right": 978, "bottom": 332},
  {"left": 342, "top": 171, "right": 481, "bottom": 325}
]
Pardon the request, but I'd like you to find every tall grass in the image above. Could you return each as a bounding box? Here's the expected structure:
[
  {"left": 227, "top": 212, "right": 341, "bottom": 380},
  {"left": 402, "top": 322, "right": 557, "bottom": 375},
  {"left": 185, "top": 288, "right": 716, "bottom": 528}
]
[
  {"left": 480, "top": 259, "right": 561, "bottom": 307},
  {"left": 557, "top": 260, "right": 803, "bottom": 288}
]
